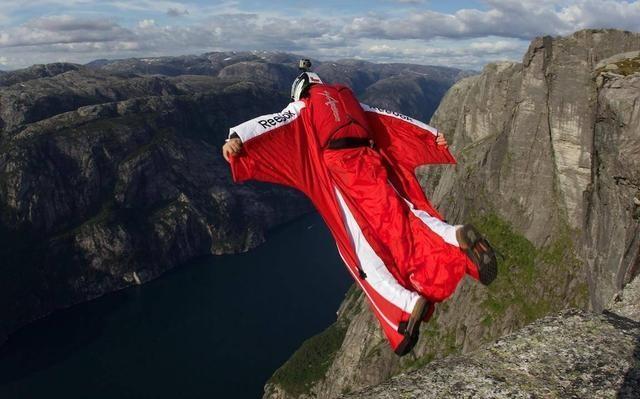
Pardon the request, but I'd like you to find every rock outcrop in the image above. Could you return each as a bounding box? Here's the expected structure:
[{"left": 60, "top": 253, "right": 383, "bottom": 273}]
[
  {"left": 0, "top": 53, "right": 465, "bottom": 346},
  {"left": 586, "top": 50, "right": 640, "bottom": 311},
  {"left": 264, "top": 29, "right": 640, "bottom": 399},
  {"left": 343, "top": 274, "right": 640, "bottom": 398}
]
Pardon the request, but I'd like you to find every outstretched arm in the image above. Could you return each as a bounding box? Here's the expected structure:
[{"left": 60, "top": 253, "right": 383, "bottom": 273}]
[
  {"left": 361, "top": 104, "right": 456, "bottom": 170},
  {"left": 225, "top": 101, "right": 308, "bottom": 187}
]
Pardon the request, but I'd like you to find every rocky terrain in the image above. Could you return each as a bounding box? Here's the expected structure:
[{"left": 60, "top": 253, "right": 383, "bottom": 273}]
[
  {"left": 343, "top": 276, "right": 640, "bottom": 399},
  {"left": 0, "top": 53, "right": 465, "bottom": 346},
  {"left": 264, "top": 29, "right": 640, "bottom": 399}
]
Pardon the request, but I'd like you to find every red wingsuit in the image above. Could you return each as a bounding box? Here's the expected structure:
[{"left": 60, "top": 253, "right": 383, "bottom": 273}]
[{"left": 228, "top": 84, "right": 478, "bottom": 351}]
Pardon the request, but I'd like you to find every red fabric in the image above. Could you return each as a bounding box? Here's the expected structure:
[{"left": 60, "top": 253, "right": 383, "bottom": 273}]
[
  {"left": 323, "top": 147, "right": 474, "bottom": 301},
  {"left": 229, "top": 83, "right": 474, "bottom": 351}
]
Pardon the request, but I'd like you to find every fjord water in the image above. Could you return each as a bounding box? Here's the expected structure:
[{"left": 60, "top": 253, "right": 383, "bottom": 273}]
[{"left": 0, "top": 213, "right": 351, "bottom": 398}]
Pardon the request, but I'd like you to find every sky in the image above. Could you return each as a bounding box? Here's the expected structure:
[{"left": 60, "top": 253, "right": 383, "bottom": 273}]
[{"left": 0, "top": 0, "right": 639, "bottom": 71}]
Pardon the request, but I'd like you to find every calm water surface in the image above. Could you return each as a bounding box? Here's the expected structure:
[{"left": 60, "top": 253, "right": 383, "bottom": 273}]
[{"left": 0, "top": 213, "right": 351, "bottom": 398}]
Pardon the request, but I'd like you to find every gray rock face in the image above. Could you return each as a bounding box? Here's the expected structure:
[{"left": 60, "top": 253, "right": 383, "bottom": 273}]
[
  {"left": 0, "top": 53, "right": 464, "bottom": 346},
  {"left": 343, "top": 309, "right": 640, "bottom": 398},
  {"left": 361, "top": 76, "right": 451, "bottom": 126},
  {"left": 344, "top": 274, "right": 640, "bottom": 398},
  {"left": 585, "top": 61, "right": 640, "bottom": 311},
  {"left": 264, "top": 29, "right": 640, "bottom": 399}
]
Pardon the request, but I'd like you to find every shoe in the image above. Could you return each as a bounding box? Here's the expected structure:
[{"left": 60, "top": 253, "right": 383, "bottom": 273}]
[
  {"left": 395, "top": 297, "right": 430, "bottom": 356},
  {"left": 456, "top": 224, "right": 498, "bottom": 285}
]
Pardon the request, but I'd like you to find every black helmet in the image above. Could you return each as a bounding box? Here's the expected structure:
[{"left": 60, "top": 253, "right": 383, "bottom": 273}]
[{"left": 290, "top": 71, "right": 323, "bottom": 101}]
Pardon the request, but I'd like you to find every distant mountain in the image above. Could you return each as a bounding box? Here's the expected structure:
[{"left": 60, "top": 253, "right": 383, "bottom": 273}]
[
  {"left": 0, "top": 52, "right": 468, "bottom": 346},
  {"left": 83, "top": 52, "right": 469, "bottom": 122},
  {"left": 0, "top": 63, "right": 82, "bottom": 87},
  {"left": 85, "top": 51, "right": 302, "bottom": 78},
  {"left": 314, "top": 60, "right": 469, "bottom": 122}
]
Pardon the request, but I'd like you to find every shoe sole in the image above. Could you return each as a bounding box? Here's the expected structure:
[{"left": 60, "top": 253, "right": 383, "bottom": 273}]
[{"left": 458, "top": 224, "right": 498, "bottom": 285}]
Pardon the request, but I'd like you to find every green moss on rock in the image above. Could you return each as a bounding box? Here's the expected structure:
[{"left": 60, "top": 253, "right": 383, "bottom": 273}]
[
  {"left": 613, "top": 56, "right": 640, "bottom": 76},
  {"left": 473, "top": 212, "right": 585, "bottom": 324},
  {"left": 595, "top": 55, "right": 640, "bottom": 76}
]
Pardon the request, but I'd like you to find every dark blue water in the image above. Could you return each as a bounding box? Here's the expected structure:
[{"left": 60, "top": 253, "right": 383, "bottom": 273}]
[{"left": 0, "top": 213, "right": 351, "bottom": 398}]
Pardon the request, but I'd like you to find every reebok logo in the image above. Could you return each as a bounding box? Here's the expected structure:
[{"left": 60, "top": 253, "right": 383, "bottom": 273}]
[
  {"left": 257, "top": 110, "right": 296, "bottom": 129},
  {"left": 369, "top": 106, "right": 413, "bottom": 122}
]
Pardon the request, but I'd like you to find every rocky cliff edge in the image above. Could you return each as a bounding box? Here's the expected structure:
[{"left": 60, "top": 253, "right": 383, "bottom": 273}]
[{"left": 342, "top": 275, "right": 640, "bottom": 398}]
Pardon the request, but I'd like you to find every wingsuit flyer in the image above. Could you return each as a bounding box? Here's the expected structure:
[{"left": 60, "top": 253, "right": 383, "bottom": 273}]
[{"left": 223, "top": 60, "right": 498, "bottom": 355}]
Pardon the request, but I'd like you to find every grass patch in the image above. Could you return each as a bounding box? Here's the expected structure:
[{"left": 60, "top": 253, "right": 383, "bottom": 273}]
[
  {"left": 481, "top": 314, "right": 494, "bottom": 327},
  {"left": 473, "top": 212, "right": 583, "bottom": 324},
  {"left": 48, "top": 199, "right": 117, "bottom": 243},
  {"left": 441, "top": 328, "right": 458, "bottom": 356},
  {"left": 269, "top": 321, "right": 347, "bottom": 397},
  {"left": 474, "top": 212, "right": 537, "bottom": 320}
]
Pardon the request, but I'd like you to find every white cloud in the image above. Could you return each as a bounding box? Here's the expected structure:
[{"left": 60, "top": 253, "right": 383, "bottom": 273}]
[
  {"left": 138, "top": 19, "right": 156, "bottom": 29},
  {"left": 0, "top": 15, "right": 133, "bottom": 48},
  {"left": 344, "top": 1, "right": 640, "bottom": 40},
  {"left": 364, "top": 37, "right": 528, "bottom": 69},
  {"left": 468, "top": 40, "right": 524, "bottom": 54},
  {"left": 0, "top": 56, "right": 8, "bottom": 65},
  {"left": 0, "top": 1, "right": 638, "bottom": 70},
  {"left": 557, "top": 0, "right": 640, "bottom": 32}
]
